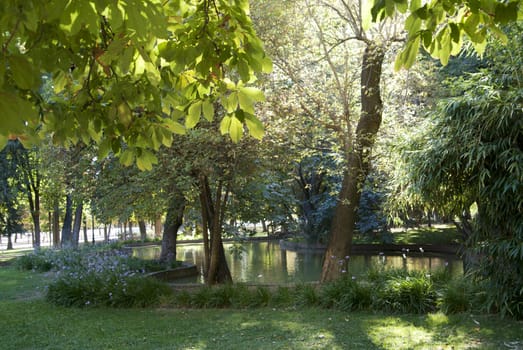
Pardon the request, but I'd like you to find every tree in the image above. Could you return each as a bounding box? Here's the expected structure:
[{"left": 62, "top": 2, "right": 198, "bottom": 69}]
[
  {"left": 399, "top": 26, "right": 523, "bottom": 317},
  {"left": 4, "top": 140, "right": 42, "bottom": 250},
  {"left": 0, "top": 141, "right": 25, "bottom": 250},
  {"left": 0, "top": 0, "right": 270, "bottom": 168},
  {"left": 251, "top": 0, "right": 405, "bottom": 281}
]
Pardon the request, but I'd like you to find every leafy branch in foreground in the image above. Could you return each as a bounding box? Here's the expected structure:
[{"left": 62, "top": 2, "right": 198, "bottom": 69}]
[{"left": 0, "top": 0, "right": 271, "bottom": 169}]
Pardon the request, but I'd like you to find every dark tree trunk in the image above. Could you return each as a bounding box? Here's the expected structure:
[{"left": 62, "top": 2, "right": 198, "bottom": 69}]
[
  {"left": 321, "top": 44, "right": 385, "bottom": 282},
  {"left": 103, "top": 224, "right": 108, "bottom": 242},
  {"left": 72, "top": 202, "right": 83, "bottom": 248},
  {"left": 160, "top": 191, "right": 186, "bottom": 264},
  {"left": 199, "top": 177, "right": 212, "bottom": 276},
  {"left": 61, "top": 194, "right": 73, "bottom": 248},
  {"left": 127, "top": 221, "right": 133, "bottom": 239},
  {"left": 200, "top": 176, "right": 232, "bottom": 285},
  {"left": 52, "top": 205, "right": 60, "bottom": 248},
  {"left": 7, "top": 234, "right": 13, "bottom": 250},
  {"left": 138, "top": 220, "right": 147, "bottom": 240},
  {"left": 28, "top": 187, "right": 41, "bottom": 251},
  {"left": 83, "top": 219, "right": 88, "bottom": 244}
]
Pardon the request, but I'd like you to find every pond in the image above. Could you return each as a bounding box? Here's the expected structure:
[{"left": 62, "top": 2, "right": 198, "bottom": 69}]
[{"left": 132, "top": 241, "right": 462, "bottom": 284}]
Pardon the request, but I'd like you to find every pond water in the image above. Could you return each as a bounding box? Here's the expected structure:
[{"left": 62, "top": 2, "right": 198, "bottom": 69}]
[{"left": 132, "top": 241, "right": 462, "bottom": 284}]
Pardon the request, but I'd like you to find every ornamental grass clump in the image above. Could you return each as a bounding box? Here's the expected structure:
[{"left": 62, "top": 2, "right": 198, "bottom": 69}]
[
  {"left": 438, "top": 276, "right": 485, "bottom": 314},
  {"left": 319, "top": 276, "right": 372, "bottom": 311},
  {"left": 371, "top": 270, "right": 437, "bottom": 314}
]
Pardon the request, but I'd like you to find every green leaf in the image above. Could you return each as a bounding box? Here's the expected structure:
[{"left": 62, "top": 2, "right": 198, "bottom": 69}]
[
  {"left": 224, "top": 92, "right": 239, "bottom": 113},
  {"left": 98, "top": 35, "right": 128, "bottom": 66},
  {"left": 158, "top": 41, "right": 177, "bottom": 61},
  {"left": 220, "top": 115, "right": 232, "bottom": 135},
  {"left": 53, "top": 71, "right": 69, "bottom": 93},
  {"left": 244, "top": 114, "right": 264, "bottom": 140},
  {"left": 494, "top": 2, "right": 518, "bottom": 24},
  {"left": 118, "top": 46, "right": 135, "bottom": 74},
  {"left": 164, "top": 119, "right": 186, "bottom": 135},
  {"left": 10, "top": 55, "right": 38, "bottom": 90},
  {"left": 405, "top": 15, "right": 421, "bottom": 34},
  {"left": 98, "top": 138, "right": 112, "bottom": 159},
  {"left": 186, "top": 101, "right": 202, "bottom": 128},
  {"left": 238, "top": 86, "right": 265, "bottom": 102},
  {"left": 117, "top": 102, "right": 132, "bottom": 128},
  {"left": 490, "top": 25, "right": 508, "bottom": 44},
  {"left": 260, "top": 56, "right": 273, "bottom": 73},
  {"left": 202, "top": 100, "right": 214, "bottom": 122},
  {"left": 472, "top": 37, "right": 487, "bottom": 56},
  {"left": 238, "top": 59, "right": 251, "bottom": 82},
  {"left": 120, "top": 149, "right": 135, "bottom": 166},
  {"left": 0, "top": 92, "right": 38, "bottom": 135},
  {"left": 229, "top": 116, "right": 243, "bottom": 143},
  {"left": 136, "top": 149, "right": 157, "bottom": 171}
]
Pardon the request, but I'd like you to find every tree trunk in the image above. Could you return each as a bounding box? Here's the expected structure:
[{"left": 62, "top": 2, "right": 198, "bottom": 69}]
[
  {"left": 199, "top": 177, "right": 212, "bottom": 276},
  {"left": 321, "top": 44, "right": 385, "bottom": 283},
  {"left": 138, "top": 220, "right": 147, "bottom": 241},
  {"left": 154, "top": 215, "right": 163, "bottom": 238},
  {"left": 160, "top": 191, "right": 186, "bottom": 264},
  {"left": 127, "top": 221, "right": 133, "bottom": 240},
  {"left": 83, "top": 219, "right": 88, "bottom": 244},
  {"left": 204, "top": 179, "right": 232, "bottom": 285},
  {"left": 61, "top": 194, "right": 73, "bottom": 248},
  {"left": 72, "top": 202, "right": 83, "bottom": 248},
  {"left": 7, "top": 233, "right": 13, "bottom": 250},
  {"left": 103, "top": 224, "right": 108, "bottom": 242},
  {"left": 28, "top": 187, "right": 41, "bottom": 251},
  {"left": 52, "top": 205, "right": 60, "bottom": 248}
]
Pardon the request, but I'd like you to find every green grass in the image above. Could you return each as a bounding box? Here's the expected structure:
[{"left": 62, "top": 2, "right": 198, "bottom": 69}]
[
  {"left": 1, "top": 266, "right": 522, "bottom": 349},
  {"left": 390, "top": 225, "right": 462, "bottom": 245}
]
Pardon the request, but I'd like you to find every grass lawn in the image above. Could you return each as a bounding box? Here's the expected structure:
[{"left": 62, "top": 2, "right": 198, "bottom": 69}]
[
  {"left": 391, "top": 225, "right": 462, "bottom": 245},
  {"left": 1, "top": 265, "right": 522, "bottom": 350}
]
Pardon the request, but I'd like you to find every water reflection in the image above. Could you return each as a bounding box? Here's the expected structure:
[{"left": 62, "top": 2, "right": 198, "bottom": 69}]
[{"left": 132, "top": 241, "right": 462, "bottom": 284}]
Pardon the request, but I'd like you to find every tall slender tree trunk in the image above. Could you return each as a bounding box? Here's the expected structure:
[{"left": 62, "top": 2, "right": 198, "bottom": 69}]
[
  {"left": 83, "top": 219, "right": 88, "bottom": 244},
  {"left": 127, "top": 221, "right": 133, "bottom": 239},
  {"left": 72, "top": 202, "right": 83, "bottom": 248},
  {"left": 52, "top": 205, "right": 60, "bottom": 248},
  {"left": 160, "top": 190, "right": 186, "bottom": 264},
  {"left": 61, "top": 194, "right": 73, "bottom": 248},
  {"left": 321, "top": 44, "right": 385, "bottom": 282},
  {"left": 28, "top": 188, "right": 41, "bottom": 251},
  {"left": 199, "top": 176, "right": 212, "bottom": 276}
]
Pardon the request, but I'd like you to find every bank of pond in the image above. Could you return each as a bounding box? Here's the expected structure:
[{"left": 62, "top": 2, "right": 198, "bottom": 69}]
[
  {"left": 8, "top": 239, "right": 497, "bottom": 318},
  {"left": 131, "top": 241, "right": 463, "bottom": 284}
]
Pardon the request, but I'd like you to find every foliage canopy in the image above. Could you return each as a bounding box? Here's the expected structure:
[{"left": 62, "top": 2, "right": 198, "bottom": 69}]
[{"left": 0, "top": 0, "right": 271, "bottom": 169}]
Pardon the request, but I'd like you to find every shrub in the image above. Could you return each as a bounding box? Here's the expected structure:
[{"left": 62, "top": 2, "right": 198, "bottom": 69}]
[
  {"left": 44, "top": 246, "right": 173, "bottom": 308},
  {"left": 14, "top": 251, "right": 54, "bottom": 272},
  {"left": 270, "top": 286, "right": 293, "bottom": 307},
  {"left": 293, "top": 283, "right": 319, "bottom": 307},
  {"left": 438, "top": 276, "right": 488, "bottom": 315},
  {"left": 372, "top": 271, "right": 437, "bottom": 314},
  {"left": 320, "top": 276, "right": 372, "bottom": 311}
]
